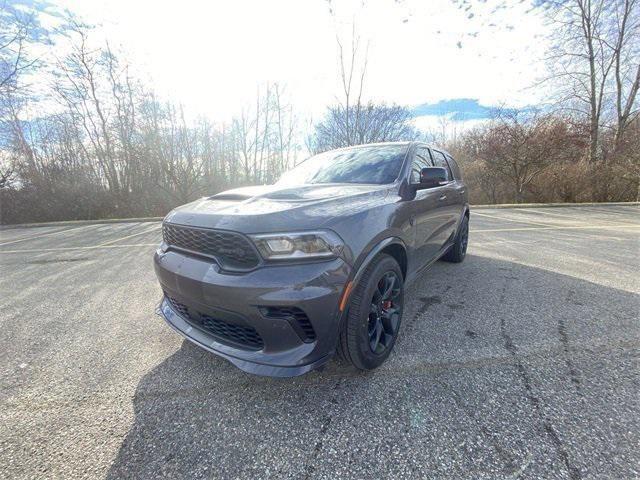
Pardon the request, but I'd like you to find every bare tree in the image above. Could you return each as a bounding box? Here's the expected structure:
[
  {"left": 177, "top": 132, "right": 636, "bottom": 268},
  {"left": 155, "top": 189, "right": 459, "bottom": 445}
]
[
  {"left": 272, "top": 83, "right": 297, "bottom": 177},
  {"left": 0, "top": 2, "right": 42, "bottom": 92},
  {"left": 0, "top": 150, "right": 14, "bottom": 188},
  {"left": 231, "top": 82, "right": 298, "bottom": 184},
  {"left": 53, "top": 18, "right": 121, "bottom": 194},
  {"left": 611, "top": 0, "right": 640, "bottom": 147},
  {"left": 0, "top": 1, "right": 50, "bottom": 178},
  {"left": 308, "top": 103, "right": 419, "bottom": 154},
  {"left": 545, "top": 0, "right": 640, "bottom": 160},
  {"left": 104, "top": 43, "right": 140, "bottom": 195},
  {"left": 335, "top": 24, "right": 369, "bottom": 147},
  {"left": 308, "top": 18, "right": 420, "bottom": 154}
]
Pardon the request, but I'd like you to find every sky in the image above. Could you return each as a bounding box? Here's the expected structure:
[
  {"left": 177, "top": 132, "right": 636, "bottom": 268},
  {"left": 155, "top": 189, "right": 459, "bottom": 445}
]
[{"left": 44, "top": 0, "right": 551, "bottom": 125}]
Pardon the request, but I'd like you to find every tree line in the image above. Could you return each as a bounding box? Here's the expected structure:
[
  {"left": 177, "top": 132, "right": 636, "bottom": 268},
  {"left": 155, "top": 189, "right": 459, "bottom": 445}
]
[
  {"left": 456, "top": 0, "right": 639, "bottom": 204},
  {"left": 1, "top": 12, "right": 303, "bottom": 223},
  {"left": 0, "top": 0, "right": 638, "bottom": 225}
]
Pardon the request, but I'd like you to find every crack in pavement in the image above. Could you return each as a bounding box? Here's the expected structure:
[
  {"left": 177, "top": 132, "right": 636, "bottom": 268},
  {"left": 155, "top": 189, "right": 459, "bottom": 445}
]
[
  {"left": 439, "top": 380, "right": 522, "bottom": 476},
  {"left": 560, "top": 290, "right": 583, "bottom": 393},
  {"left": 558, "top": 316, "right": 582, "bottom": 393},
  {"left": 400, "top": 294, "right": 443, "bottom": 341},
  {"left": 498, "top": 269, "right": 582, "bottom": 480},
  {"left": 302, "top": 378, "right": 344, "bottom": 479}
]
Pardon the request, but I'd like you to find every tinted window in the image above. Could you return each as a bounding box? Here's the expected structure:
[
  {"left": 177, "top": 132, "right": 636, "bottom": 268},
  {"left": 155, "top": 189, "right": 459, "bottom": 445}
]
[
  {"left": 277, "top": 145, "right": 407, "bottom": 185},
  {"left": 410, "top": 147, "right": 433, "bottom": 183},
  {"left": 431, "top": 150, "right": 453, "bottom": 180},
  {"left": 445, "top": 154, "right": 461, "bottom": 180}
]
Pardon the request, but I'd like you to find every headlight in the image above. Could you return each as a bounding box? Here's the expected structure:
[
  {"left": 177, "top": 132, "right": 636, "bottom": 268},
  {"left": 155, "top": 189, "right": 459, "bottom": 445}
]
[{"left": 250, "top": 231, "right": 344, "bottom": 261}]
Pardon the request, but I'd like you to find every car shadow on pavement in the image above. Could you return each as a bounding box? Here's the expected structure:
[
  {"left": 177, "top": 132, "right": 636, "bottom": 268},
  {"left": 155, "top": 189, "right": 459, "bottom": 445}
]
[{"left": 106, "top": 255, "right": 639, "bottom": 479}]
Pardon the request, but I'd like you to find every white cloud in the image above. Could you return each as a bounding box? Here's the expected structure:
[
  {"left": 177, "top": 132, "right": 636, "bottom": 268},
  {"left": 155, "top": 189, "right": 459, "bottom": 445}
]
[{"left": 413, "top": 115, "right": 489, "bottom": 134}]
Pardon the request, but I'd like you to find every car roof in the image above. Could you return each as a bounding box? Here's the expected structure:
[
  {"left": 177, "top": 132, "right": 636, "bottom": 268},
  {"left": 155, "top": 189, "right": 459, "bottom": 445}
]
[
  {"left": 411, "top": 142, "right": 452, "bottom": 157},
  {"left": 334, "top": 141, "right": 453, "bottom": 158},
  {"left": 331, "top": 141, "right": 413, "bottom": 150}
]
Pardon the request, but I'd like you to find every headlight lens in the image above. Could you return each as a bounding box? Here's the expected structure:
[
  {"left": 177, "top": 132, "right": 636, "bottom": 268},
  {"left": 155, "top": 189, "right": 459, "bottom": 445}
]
[{"left": 250, "top": 231, "right": 344, "bottom": 261}]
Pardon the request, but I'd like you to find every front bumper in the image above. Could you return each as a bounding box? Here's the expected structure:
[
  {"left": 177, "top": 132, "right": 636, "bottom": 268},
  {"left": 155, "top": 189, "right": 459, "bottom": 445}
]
[{"left": 154, "top": 250, "right": 351, "bottom": 377}]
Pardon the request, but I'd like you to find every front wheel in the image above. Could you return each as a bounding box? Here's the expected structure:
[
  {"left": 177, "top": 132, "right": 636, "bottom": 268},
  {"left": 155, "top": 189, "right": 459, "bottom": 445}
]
[
  {"left": 338, "top": 254, "right": 404, "bottom": 370},
  {"left": 442, "top": 214, "right": 469, "bottom": 263}
]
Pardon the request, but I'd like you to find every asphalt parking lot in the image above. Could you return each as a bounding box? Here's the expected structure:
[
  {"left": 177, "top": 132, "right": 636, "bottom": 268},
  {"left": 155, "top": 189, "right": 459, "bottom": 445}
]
[{"left": 0, "top": 205, "right": 638, "bottom": 479}]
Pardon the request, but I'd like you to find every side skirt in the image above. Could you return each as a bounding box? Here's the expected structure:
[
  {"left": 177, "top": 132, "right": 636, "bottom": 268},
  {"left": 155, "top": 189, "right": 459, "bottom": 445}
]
[{"left": 405, "top": 240, "right": 455, "bottom": 288}]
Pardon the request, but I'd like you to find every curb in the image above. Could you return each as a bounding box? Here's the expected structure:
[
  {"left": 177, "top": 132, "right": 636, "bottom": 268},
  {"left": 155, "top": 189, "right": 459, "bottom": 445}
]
[
  {"left": 1, "top": 202, "right": 638, "bottom": 229},
  {"left": 471, "top": 201, "right": 639, "bottom": 210},
  {"left": 0, "top": 217, "right": 164, "bottom": 230}
]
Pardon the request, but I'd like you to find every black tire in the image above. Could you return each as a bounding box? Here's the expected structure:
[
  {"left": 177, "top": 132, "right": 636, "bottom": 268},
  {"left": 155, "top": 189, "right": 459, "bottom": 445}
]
[
  {"left": 337, "top": 254, "right": 404, "bottom": 370},
  {"left": 442, "top": 214, "right": 469, "bottom": 263}
]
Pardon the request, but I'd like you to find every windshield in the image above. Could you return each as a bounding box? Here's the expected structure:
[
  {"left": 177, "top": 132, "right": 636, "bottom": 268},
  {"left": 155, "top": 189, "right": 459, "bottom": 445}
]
[{"left": 277, "top": 145, "right": 407, "bottom": 186}]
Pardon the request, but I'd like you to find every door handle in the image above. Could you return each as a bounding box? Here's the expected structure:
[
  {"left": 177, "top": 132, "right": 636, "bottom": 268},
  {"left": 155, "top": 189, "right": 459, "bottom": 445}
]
[{"left": 438, "top": 194, "right": 447, "bottom": 201}]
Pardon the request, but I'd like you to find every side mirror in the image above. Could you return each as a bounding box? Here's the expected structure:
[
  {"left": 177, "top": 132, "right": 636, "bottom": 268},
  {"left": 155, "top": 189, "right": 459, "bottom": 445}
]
[{"left": 416, "top": 167, "right": 448, "bottom": 190}]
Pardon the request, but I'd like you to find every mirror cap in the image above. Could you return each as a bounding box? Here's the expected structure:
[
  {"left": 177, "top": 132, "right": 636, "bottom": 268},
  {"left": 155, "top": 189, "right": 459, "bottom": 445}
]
[{"left": 419, "top": 166, "right": 448, "bottom": 188}]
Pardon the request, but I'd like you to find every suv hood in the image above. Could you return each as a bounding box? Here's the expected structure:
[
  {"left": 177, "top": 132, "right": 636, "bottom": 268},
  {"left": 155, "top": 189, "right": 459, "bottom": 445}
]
[{"left": 164, "top": 183, "right": 394, "bottom": 233}]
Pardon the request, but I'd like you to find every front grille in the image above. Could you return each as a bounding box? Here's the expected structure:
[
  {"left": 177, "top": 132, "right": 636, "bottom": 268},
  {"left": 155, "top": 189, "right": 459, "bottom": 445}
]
[
  {"left": 166, "top": 295, "right": 264, "bottom": 350},
  {"left": 163, "top": 223, "right": 260, "bottom": 270},
  {"left": 260, "top": 306, "right": 316, "bottom": 343}
]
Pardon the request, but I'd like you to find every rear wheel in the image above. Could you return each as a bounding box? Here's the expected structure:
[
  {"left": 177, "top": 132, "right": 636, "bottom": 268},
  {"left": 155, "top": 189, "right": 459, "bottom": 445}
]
[
  {"left": 338, "top": 254, "right": 404, "bottom": 370},
  {"left": 442, "top": 214, "right": 469, "bottom": 263}
]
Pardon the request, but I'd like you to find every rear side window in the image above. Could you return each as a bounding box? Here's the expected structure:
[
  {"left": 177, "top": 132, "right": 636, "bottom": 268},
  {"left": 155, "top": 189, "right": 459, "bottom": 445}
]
[
  {"left": 445, "top": 154, "right": 462, "bottom": 180},
  {"left": 431, "top": 150, "right": 453, "bottom": 180}
]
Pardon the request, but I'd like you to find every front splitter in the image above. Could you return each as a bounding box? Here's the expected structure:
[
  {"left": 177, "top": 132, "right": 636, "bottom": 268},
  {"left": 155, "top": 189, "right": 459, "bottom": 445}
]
[{"left": 156, "top": 298, "right": 332, "bottom": 377}]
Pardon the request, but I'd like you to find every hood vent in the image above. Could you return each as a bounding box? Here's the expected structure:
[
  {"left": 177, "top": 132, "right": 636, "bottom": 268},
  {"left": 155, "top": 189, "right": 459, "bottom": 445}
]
[{"left": 209, "top": 193, "right": 251, "bottom": 201}]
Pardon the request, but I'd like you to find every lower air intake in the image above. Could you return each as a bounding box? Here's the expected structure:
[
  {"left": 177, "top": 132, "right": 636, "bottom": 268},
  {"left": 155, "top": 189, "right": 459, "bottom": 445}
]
[
  {"left": 260, "top": 306, "right": 316, "bottom": 343},
  {"left": 166, "top": 295, "right": 264, "bottom": 350}
]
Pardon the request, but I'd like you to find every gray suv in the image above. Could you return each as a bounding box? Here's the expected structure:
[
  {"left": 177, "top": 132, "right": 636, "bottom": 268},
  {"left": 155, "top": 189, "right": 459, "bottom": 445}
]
[{"left": 154, "top": 142, "right": 469, "bottom": 376}]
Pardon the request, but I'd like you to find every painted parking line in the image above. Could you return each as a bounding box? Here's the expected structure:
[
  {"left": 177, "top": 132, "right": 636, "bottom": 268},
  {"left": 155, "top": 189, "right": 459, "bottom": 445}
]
[
  {"left": 517, "top": 208, "right": 586, "bottom": 219},
  {"left": 532, "top": 207, "right": 640, "bottom": 225},
  {"left": 96, "top": 224, "right": 161, "bottom": 246},
  {"left": 0, "top": 223, "right": 103, "bottom": 247},
  {"left": 576, "top": 207, "right": 640, "bottom": 224},
  {"left": 0, "top": 243, "right": 158, "bottom": 254},
  {"left": 472, "top": 211, "right": 554, "bottom": 228},
  {"left": 473, "top": 224, "right": 640, "bottom": 233},
  {"left": 0, "top": 226, "right": 65, "bottom": 243}
]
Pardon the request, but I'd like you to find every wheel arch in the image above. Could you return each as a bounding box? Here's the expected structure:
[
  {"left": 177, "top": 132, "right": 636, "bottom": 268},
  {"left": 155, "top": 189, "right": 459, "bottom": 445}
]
[
  {"left": 335, "top": 237, "right": 408, "bottom": 367},
  {"left": 353, "top": 237, "right": 408, "bottom": 283},
  {"left": 379, "top": 243, "right": 407, "bottom": 279},
  {"left": 339, "top": 237, "right": 408, "bottom": 317}
]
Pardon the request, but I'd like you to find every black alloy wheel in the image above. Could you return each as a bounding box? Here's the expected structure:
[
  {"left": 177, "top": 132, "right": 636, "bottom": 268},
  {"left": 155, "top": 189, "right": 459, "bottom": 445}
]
[
  {"left": 338, "top": 254, "right": 404, "bottom": 370},
  {"left": 443, "top": 215, "right": 469, "bottom": 263},
  {"left": 367, "top": 271, "right": 402, "bottom": 354}
]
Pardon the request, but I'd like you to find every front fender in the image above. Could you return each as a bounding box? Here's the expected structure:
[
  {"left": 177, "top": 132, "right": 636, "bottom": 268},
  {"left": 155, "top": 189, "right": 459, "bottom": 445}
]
[{"left": 350, "top": 236, "right": 407, "bottom": 288}]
